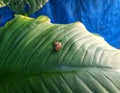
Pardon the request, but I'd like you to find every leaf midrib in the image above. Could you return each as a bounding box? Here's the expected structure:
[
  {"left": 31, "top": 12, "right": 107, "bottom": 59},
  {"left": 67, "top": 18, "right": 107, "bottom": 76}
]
[
  {"left": 0, "top": 66, "right": 117, "bottom": 86},
  {"left": 0, "top": 66, "right": 113, "bottom": 76}
]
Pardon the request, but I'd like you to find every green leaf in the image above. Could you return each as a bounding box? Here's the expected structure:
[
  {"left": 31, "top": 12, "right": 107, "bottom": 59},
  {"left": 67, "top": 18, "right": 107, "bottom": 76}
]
[
  {"left": 0, "top": 0, "right": 6, "bottom": 7},
  {"left": 2, "top": 0, "right": 48, "bottom": 15},
  {"left": 0, "top": 15, "right": 120, "bottom": 93}
]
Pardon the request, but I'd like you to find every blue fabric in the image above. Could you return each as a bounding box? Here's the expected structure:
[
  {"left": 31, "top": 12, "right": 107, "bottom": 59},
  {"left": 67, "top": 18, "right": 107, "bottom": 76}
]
[
  {"left": 0, "top": 6, "right": 14, "bottom": 27},
  {"left": 0, "top": 0, "right": 120, "bottom": 48}
]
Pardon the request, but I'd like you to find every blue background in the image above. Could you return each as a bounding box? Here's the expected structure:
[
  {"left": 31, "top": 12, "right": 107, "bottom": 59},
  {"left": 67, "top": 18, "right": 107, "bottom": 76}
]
[{"left": 0, "top": 0, "right": 120, "bottom": 48}]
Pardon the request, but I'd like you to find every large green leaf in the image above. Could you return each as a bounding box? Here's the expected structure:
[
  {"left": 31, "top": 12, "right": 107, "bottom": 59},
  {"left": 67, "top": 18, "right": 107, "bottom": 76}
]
[
  {"left": 2, "top": 0, "right": 48, "bottom": 15},
  {"left": 0, "top": 15, "right": 120, "bottom": 93}
]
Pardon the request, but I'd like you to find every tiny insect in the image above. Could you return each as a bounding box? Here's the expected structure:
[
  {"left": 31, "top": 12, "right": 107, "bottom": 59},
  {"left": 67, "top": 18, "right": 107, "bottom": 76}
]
[{"left": 54, "top": 42, "right": 62, "bottom": 52}]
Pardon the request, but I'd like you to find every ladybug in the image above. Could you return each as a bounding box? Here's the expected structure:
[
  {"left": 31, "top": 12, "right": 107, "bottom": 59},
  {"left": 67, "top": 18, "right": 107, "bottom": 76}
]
[{"left": 54, "top": 42, "right": 62, "bottom": 52}]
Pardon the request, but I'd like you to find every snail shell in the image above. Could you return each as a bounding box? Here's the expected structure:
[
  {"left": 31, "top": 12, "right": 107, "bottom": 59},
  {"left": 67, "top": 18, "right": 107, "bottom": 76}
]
[{"left": 54, "top": 42, "right": 62, "bottom": 52}]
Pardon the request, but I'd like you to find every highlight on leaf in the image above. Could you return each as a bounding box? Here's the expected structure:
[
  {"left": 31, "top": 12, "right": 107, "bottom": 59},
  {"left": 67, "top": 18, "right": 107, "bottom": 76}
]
[{"left": 0, "top": 0, "right": 6, "bottom": 7}]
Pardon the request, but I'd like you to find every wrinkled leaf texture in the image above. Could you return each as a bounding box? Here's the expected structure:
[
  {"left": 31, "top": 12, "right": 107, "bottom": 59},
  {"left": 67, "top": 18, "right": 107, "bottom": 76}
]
[
  {"left": 0, "top": 15, "right": 120, "bottom": 93},
  {"left": 2, "top": 0, "right": 48, "bottom": 15}
]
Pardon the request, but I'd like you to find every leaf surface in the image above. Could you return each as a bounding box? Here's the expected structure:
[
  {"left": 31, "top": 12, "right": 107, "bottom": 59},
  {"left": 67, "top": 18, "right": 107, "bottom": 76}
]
[
  {"left": 2, "top": 0, "right": 48, "bottom": 15},
  {"left": 0, "top": 15, "right": 120, "bottom": 93},
  {"left": 0, "top": 0, "right": 6, "bottom": 7}
]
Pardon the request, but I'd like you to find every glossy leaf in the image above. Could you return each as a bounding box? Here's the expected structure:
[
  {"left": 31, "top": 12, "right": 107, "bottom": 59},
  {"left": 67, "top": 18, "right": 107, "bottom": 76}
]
[{"left": 0, "top": 15, "right": 120, "bottom": 93}]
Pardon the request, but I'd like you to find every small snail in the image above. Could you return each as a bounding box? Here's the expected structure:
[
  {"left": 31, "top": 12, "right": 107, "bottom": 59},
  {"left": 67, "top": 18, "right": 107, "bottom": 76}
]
[{"left": 54, "top": 42, "right": 62, "bottom": 52}]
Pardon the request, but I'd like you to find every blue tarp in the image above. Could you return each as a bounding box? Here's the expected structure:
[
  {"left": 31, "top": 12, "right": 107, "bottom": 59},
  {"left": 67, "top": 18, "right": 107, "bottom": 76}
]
[{"left": 0, "top": 0, "right": 120, "bottom": 48}]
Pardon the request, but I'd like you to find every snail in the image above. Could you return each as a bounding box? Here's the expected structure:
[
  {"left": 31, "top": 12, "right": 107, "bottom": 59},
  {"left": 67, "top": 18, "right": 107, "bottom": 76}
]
[{"left": 54, "top": 42, "right": 62, "bottom": 52}]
